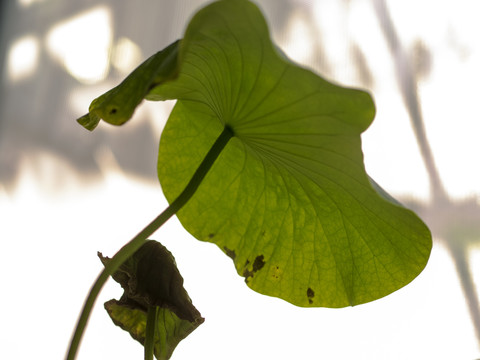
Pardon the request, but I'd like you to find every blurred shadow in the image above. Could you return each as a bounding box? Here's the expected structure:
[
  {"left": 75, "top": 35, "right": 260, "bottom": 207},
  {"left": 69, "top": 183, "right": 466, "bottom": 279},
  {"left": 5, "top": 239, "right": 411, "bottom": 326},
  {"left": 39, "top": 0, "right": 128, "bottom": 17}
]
[
  {"left": 0, "top": 0, "right": 192, "bottom": 190},
  {"left": 373, "top": 0, "right": 480, "bottom": 345},
  {"left": 0, "top": 0, "right": 301, "bottom": 191}
]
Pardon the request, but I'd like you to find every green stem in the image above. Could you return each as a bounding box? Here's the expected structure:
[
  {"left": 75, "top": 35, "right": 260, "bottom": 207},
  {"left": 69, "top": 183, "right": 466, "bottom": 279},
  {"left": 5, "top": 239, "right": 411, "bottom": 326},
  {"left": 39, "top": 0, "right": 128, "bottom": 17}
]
[
  {"left": 144, "top": 306, "right": 158, "bottom": 360},
  {"left": 65, "top": 126, "right": 234, "bottom": 360}
]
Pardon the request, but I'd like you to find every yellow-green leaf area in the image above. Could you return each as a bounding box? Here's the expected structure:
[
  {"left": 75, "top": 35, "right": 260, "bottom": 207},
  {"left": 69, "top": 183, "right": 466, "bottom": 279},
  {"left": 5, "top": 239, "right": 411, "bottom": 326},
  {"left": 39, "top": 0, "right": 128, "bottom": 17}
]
[
  {"left": 155, "top": 0, "right": 431, "bottom": 307},
  {"left": 105, "top": 300, "right": 203, "bottom": 360}
]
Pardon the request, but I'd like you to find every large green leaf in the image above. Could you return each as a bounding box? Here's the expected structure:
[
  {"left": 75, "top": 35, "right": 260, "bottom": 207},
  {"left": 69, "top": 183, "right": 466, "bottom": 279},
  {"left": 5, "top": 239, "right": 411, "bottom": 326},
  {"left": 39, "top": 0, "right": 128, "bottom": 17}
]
[
  {"left": 153, "top": 0, "right": 432, "bottom": 307},
  {"left": 77, "top": 0, "right": 431, "bottom": 308}
]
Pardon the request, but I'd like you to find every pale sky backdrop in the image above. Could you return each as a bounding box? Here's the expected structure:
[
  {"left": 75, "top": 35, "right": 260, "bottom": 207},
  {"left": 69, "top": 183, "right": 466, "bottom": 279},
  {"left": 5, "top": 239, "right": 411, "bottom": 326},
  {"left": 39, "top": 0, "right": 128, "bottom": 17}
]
[{"left": 1, "top": 0, "right": 479, "bottom": 359}]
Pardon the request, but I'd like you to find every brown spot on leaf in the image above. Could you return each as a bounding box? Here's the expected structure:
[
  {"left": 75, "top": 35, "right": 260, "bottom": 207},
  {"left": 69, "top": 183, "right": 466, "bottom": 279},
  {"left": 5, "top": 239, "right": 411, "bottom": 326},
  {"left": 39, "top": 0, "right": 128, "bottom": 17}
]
[
  {"left": 252, "top": 255, "right": 265, "bottom": 272},
  {"left": 271, "top": 265, "right": 281, "bottom": 279},
  {"left": 307, "top": 288, "right": 315, "bottom": 304},
  {"left": 243, "top": 255, "right": 265, "bottom": 283},
  {"left": 223, "top": 246, "right": 236, "bottom": 260},
  {"left": 208, "top": 233, "right": 215, "bottom": 239},
  {"left": 243, "top": 268, "right": 253, "bottom": 280}
]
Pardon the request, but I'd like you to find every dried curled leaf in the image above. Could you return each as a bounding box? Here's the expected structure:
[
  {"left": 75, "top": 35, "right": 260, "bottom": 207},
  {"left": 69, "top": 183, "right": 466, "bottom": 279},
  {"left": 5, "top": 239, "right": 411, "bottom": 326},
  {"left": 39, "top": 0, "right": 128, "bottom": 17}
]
[{"left": 99, "top": 240, "right": 204, "bottom": 359}]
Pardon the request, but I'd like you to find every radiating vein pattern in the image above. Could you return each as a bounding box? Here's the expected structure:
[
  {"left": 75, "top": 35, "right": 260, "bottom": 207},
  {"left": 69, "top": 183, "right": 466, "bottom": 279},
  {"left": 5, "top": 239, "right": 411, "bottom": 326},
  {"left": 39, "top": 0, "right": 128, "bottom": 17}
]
[{"left": 156, "top": 0, "right": 431, "bottom": 308}]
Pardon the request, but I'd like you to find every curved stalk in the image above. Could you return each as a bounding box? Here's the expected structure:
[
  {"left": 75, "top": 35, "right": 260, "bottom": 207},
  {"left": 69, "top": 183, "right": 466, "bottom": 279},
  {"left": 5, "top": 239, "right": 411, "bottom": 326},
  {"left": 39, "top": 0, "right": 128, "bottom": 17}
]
[{"left": 66, "top": 126, "right": 234, "bottom": 360}]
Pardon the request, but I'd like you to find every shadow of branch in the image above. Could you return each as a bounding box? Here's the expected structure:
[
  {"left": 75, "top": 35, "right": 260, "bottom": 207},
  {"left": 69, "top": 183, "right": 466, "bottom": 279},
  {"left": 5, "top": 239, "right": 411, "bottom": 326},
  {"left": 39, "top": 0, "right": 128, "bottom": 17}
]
[{"left": 373, "top": 0, "right": 480, "bottom": 346}]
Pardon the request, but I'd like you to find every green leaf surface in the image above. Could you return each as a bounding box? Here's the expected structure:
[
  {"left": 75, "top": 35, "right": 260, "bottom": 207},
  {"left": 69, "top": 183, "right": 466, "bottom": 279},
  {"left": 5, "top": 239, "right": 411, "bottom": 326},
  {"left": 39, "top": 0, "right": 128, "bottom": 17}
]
[
  {"left": 77, "top": 40, "right": 179, "bottom": 131},
  {"left": 99, "top": 240, "right": 204, "bottom": 359},
  {"left": 154, "top": 0, "right": 432, "bottom": 307},
  {"left": 104, "top": 300, "right": 202, "bottom": 360}
]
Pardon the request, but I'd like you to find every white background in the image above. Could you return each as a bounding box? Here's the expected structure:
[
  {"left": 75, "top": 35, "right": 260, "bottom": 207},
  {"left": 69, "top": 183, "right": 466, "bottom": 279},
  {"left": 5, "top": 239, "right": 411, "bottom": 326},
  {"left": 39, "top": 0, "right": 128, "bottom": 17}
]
[{"left": 0, "top": 0, "right": 479, "bottom": 359}]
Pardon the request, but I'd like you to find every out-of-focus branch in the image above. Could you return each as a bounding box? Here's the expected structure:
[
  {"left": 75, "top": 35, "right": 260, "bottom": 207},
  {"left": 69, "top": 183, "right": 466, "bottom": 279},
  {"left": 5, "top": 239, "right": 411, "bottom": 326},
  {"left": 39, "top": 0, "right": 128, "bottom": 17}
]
[
  {"left": 372, "top": 0, "right": 480, "bottom": 346},
  {"left": 373, "top": 0, "right": 447, "bottom": 203}
]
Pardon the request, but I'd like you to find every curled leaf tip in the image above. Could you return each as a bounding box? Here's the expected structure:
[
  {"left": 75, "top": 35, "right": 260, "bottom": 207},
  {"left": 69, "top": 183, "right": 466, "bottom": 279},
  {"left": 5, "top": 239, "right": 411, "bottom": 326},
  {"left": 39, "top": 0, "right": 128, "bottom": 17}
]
[
  {"left": 77, "top": 112, "right": 100, "bottom": 131},
  {"left": 76, "top": 39, "right": 180, "bottom": 131}
]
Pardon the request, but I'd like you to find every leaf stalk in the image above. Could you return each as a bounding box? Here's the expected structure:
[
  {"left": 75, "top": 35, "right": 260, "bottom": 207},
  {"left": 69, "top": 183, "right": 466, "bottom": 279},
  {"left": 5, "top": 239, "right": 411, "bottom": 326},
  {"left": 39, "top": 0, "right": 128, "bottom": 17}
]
[
  {"left": 65, "top": 126, "right": 234, "bottom": 360},
  {"left": 144, "top": 306, "right": 158, "bottom": 360}
]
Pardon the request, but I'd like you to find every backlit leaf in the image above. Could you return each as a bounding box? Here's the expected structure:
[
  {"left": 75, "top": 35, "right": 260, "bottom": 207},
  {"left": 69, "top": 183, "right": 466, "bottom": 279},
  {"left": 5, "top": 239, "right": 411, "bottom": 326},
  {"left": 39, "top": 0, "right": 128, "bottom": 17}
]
[
  {"left": 104, "top": 301, "right": 203, "bottom": 360},
  {"left": 154, "top": 0, "right": 432, "bottom": 307},
  {"left": 78, "top": 0, "right": 431, "bottom": 308}
]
